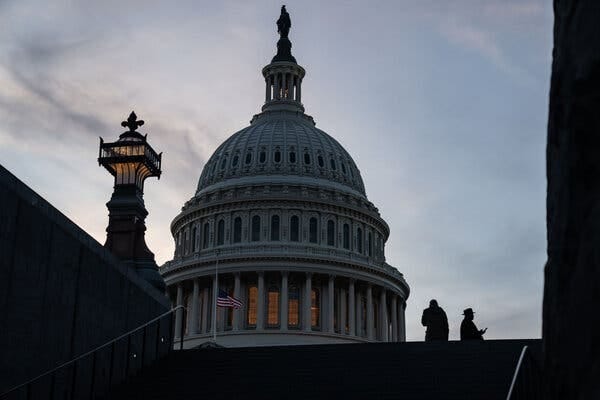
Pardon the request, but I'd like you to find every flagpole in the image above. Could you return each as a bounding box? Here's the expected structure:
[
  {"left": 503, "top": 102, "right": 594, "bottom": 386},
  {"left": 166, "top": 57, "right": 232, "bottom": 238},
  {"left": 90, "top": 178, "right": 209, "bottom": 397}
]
[{"left": 213, "top": 251, "right": 219, "bottom": 342}]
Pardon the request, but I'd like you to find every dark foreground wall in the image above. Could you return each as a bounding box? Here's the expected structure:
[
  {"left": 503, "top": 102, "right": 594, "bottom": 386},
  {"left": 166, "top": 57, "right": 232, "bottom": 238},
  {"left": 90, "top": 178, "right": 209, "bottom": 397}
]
[
  {"left": 0, "top": 164, "right": 170, "bottom": 393},
  {"left": 544, "top": 1, "right": 600, "bottom": 399}
]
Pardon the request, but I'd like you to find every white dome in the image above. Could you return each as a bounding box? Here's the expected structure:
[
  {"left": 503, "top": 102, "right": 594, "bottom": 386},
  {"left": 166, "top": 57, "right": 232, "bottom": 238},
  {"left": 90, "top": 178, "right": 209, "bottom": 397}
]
[{"left": 196, "top": 110, "right": 366, "bottom": 198}]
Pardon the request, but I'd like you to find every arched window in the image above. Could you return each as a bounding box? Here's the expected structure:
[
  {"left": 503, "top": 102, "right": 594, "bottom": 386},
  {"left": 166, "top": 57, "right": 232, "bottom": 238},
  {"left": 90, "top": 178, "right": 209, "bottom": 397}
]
[
  {"left": 289, "top": 151, "right": 296, "bottom": 163},
  {"left": 309, "top": 217, "right": 318, "bottom": 243},
  {"left": 274, "top": 150, "right": 281, "bottom": 163},
  {"left": 343, "top": 223, "right": 350, "bottom": 249},
  {"left": 202, "top": 222, "right": 210, "bottom": 249},
  {"left": 368, "top": 232, "right": 373, "bottom": 256},
  {"left": 233, "top": 217, "right": 242, "bottom": 243},
  {"left": 341, "top": 162, "right": 347, "bottom": 174},
  {"left": 245, "top": 152, "right": 252, "bottom": 165},
  {"left": 259, "top": 150, "right": 266, "bottom": 163},
  {"left": 317, "top": 154, "right": 324, "bottom": 168},
  {"left": 330, "top": 157, "right": 337, "bottom": 171},
  {"left": 356, "top": 227, "right": 363, "bottom": 254},
  {"left": 271, "top": 215, "right": 280, "bottom": 241},
  {"left": 217, "top": 219, "right": 225, "bottom": 246},
  {"left": 304, "top": 152, "right": 311, "bottom": 165},
  {"left": 232, "top": 154, "right": 239, "bottom": 167},
  {"left": 251, "top": 216, "right": 261, "bottom": 242},
  {"left": 327, "top": 220, "right": 335, "bottom": 246},
  {"left": 311, "top": 288, "right": 320, "bottom": 328},
  {"left": 192, "top": 226, "right": 197, "bottom": 252},
  {"left": 220, "top": 157, "right": 227, "bottom": 170},
  {"left": 267, "top": 284, "right": 280, "bottom": 327},
  {"left": 247, "top": 285, "right": 258, "bottom": 327},
  {"left": 288, "top": 284, "right": 300, "bottom": 328},
  {"left": 290, "top": 215, "right": 299, "bottom": 242}
]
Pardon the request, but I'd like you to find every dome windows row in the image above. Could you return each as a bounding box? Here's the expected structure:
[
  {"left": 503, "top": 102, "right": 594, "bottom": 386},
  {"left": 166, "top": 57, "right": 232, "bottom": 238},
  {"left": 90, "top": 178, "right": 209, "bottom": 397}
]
[
  {"left": 202, "top": 146, "right": 362, "bottom": 191},
  {"left": 174, "top": 213, "right": 385, "bottom": 260}
]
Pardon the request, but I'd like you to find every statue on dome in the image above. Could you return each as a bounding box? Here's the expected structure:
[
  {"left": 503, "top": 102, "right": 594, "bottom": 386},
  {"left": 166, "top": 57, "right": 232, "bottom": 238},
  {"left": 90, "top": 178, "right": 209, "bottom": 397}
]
[{"left": 277, "top": 5, "right": 291, "bottom": 39}]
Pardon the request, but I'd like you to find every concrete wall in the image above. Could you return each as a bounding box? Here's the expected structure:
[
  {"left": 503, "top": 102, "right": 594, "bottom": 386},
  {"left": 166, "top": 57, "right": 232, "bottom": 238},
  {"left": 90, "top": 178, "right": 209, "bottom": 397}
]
[{"left": 0, "top": 164, "right": 170, "bottom": 393}]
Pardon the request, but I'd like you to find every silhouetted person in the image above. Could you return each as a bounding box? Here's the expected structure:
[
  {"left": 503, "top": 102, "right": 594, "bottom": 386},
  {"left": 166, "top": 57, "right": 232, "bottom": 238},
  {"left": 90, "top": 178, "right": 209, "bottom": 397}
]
[
  {"left": 460, "top": 308, "right": 486, "bottom": 340},
  {"left": 421, "top": 299, "right": 449, "bottom": 341}
]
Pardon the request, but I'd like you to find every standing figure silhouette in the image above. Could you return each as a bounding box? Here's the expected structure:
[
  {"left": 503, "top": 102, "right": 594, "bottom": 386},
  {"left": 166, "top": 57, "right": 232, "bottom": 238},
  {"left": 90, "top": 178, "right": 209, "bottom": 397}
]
[
  {"left": 460, "top": 308, "right": 487, "bottom": 340},
  {"left": 421, "top": 299, "right": 449, "bottom": 341}
]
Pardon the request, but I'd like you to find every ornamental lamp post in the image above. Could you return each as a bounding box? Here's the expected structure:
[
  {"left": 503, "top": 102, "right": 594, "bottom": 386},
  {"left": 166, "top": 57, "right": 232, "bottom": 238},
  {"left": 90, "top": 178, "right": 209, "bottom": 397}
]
[{"left": 98, "top": 111, "right": 165, "bottom": 292}]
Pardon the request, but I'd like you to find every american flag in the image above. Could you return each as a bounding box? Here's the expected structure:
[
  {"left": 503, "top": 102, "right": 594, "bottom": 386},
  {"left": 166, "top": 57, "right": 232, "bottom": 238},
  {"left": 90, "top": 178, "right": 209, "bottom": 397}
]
[{"left": 217, "top": 289, "right": 243, "bottom": 309}]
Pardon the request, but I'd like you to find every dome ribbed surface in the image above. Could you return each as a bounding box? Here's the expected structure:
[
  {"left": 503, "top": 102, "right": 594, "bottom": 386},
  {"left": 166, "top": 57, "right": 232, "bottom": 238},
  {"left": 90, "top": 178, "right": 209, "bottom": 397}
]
[{"left": 196, "top": 112, "right": 366, "bottom": 197}]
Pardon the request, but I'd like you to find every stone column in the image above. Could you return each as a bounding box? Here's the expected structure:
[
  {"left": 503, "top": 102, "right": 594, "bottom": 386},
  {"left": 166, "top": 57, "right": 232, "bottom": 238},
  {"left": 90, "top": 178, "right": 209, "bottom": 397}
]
[
  {"left": 380, "top": 289, "right": 388, "bottom": 342},
  {"left": 281, "top": 272, "right": 289, "bottom": 331},
  {"left": 366, "top": 284, "right": 374, "bottom": 340},
  {"left": 328, "top": 276, "right": 335, "bottom": 333},
  {"left": 265, "top": 77, "right": 271, "bottom": 102},
  {"left": 257, "top": 272, "right": 265, "bottom": 330},
  {"left": 190, "top": 279, "right": 199, "bottom": 335},
  {"left": 175, "top": 284, "right": 184, "bottom": 338},
  {"left": 348, "top": 279, "right": 356, "bottom": 336},
  {"left": 201, "top": 287, "right": 209, "bottom": 333},
  {"left": 391, "top": 295, "right": 398, "bottom": 342},
  {"left": 212, "top": 275, "right": 218, "bottom": 334},
  {"left": 400, "top": 302, "right": 406, "bottom": 341},
  {"left": 303, "top": 273, "right": 312, "bottom": 332},
  {"left": 232, "top": 273, "right": 241, "bottom": 331},
  {"left": 340, "top": 287, "right": 347, "bottom": 335}
]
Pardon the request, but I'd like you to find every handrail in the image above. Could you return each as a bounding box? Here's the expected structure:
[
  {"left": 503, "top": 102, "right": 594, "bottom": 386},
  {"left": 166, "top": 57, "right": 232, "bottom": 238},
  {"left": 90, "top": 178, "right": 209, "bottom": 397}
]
[
  {"left": 506, "top": 345, "right": 528, "bottom": 400},
  {"left": 1, "top": 305, "right": 186, "bottom": 397}
]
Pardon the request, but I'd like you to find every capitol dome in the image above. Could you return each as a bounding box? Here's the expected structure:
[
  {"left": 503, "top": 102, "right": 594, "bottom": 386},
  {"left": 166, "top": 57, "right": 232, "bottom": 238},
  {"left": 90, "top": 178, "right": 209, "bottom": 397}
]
[{"left": 161, "top": 6, "right": 409, "bottom": 347}]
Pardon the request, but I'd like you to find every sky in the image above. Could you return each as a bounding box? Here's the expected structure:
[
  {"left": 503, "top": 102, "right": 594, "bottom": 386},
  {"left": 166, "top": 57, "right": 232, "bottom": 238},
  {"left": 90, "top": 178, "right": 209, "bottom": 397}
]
[{"left": 0, "top": 0, "right": 553, "bottom": 341}]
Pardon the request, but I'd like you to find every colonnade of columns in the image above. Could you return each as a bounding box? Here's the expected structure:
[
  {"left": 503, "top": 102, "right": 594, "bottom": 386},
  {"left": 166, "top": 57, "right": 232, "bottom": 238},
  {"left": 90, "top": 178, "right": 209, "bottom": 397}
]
[
  {"left": 173, "top": 271, "right": 406, "bottom": 343},
  {"left": 264, "top": 72, "right": 301, "bottom": 103}
]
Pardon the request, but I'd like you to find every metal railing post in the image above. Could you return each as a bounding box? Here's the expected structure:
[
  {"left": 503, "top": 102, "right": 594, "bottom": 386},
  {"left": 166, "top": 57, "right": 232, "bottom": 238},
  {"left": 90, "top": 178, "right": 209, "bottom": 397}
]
[{"left": 89, "top": 352, "right": 96, "bottom": 400}]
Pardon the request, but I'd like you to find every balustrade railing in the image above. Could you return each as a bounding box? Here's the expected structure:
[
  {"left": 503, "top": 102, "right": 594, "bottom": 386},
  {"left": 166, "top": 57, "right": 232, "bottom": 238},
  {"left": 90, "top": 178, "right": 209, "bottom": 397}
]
[{"left": 0, "top": 306, "right": 185, "bottom": 400}]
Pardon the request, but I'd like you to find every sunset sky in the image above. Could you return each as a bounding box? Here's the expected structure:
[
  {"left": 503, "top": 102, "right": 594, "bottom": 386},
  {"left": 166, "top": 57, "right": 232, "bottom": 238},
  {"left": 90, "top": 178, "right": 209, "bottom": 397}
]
[{"left": 0, "top": 0, "right": 552, "bottom": 341}]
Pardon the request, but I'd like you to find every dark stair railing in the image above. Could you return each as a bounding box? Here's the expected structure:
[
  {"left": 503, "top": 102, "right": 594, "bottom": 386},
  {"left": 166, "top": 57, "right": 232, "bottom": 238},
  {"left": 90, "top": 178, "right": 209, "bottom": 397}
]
[
  {"left": 506, "top": 345, "right": 542, "bottom": 400},
  {"left": 0, "top": 305, "right": 186, "bottom": 400}
]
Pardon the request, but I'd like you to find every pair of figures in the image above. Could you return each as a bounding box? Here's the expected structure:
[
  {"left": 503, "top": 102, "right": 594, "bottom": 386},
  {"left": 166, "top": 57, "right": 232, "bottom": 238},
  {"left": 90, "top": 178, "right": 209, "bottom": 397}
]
[{"left": 421, "top": 300, "right": 487, "bottom": 341}]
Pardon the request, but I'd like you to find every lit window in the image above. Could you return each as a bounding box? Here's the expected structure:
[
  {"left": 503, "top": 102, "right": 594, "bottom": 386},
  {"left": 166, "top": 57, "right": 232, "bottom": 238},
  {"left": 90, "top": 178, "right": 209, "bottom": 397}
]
[
  {"left": 247, "top": 285, "right": 258, "bottom": 327},
  {"left": 288, "top": 284, "right": 300, "bottom": 328},
  {"left": 267, "top": 285, "right": 280, "bottom": 327}
]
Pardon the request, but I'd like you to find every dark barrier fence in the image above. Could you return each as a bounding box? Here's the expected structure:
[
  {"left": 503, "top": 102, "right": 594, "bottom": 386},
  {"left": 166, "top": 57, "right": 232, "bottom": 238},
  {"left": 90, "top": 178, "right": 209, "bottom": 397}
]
[{"left": 0, "top": 306, "right": 185, "bottom": 400}]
